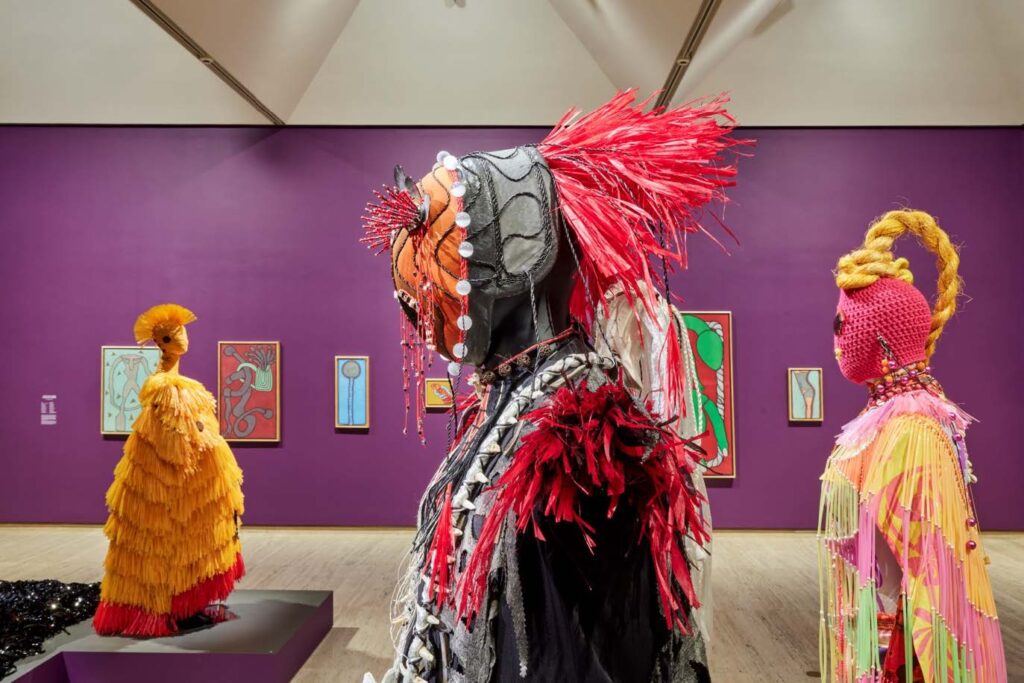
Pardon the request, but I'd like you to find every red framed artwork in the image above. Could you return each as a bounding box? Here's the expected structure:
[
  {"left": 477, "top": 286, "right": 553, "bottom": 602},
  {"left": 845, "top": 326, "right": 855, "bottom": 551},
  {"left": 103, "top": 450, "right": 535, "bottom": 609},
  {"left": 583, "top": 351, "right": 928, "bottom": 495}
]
[
  {"left": 679, "top": 311, "right": 736, "bottom": 479},
  {"left": 218, "top": 341, "right": 281, "bottom": 442}
]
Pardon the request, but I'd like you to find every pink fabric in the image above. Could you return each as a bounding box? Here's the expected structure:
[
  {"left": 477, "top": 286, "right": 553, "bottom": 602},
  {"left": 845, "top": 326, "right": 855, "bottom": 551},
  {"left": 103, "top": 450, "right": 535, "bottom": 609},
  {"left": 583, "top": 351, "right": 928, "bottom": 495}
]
[
  {"left": 835, "top": 278, "right": 932, "bottom": 384},
  {"left": 835, "top": 389, "right": 973, "bottom": 451}
]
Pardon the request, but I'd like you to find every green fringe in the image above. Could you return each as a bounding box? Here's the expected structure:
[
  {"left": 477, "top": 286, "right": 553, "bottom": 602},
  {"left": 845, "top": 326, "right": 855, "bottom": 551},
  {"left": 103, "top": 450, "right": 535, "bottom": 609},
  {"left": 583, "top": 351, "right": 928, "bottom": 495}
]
[
  {"left": 855, "top": 582, "right": 880, "bottom": 676},
  {"left": 930, "top": 611, "right": 976, "bottom": 683}
]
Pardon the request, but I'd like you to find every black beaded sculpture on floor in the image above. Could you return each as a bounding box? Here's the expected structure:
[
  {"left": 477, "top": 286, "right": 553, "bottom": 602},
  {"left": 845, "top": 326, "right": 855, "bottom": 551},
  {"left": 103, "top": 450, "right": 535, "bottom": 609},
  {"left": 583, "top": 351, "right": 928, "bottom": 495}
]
[{"left": 0, "top": 579, "right": 100, "bottom": 678}]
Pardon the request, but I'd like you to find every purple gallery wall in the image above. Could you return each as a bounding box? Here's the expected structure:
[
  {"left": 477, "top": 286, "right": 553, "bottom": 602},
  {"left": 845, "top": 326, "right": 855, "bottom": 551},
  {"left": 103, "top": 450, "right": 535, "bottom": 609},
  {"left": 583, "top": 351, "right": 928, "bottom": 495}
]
[{"left": 1, "top": 125, "right": 1021, "bottom": 529}]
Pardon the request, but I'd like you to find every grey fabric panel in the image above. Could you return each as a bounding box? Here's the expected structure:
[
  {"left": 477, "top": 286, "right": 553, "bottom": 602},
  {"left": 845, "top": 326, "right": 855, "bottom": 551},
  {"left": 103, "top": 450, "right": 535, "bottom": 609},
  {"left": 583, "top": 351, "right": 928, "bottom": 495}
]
[{"left": 459, "top": 147, "right": 558, "bottom": 299}]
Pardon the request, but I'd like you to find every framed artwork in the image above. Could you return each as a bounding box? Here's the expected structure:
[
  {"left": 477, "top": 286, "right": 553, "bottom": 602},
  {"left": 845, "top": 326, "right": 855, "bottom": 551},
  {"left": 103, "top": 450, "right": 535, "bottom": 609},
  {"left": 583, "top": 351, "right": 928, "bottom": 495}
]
[
  {"left": 680, "top": 311, "right": 736, "bottom": 479},
  {"left": 101, "top": 346, "right": 161, "bottom": 435},
  {"left": 218, "top": 341, "right": 281, "bottom": 442},
  {"left": 788, "top": 368, "right": 823, "bottom": 422},
  {"left": 335, "top": 356, "right": 369, "bottom": 429},
  {"left": 424, "top": 377, "right": 455, "bottom": 411}
]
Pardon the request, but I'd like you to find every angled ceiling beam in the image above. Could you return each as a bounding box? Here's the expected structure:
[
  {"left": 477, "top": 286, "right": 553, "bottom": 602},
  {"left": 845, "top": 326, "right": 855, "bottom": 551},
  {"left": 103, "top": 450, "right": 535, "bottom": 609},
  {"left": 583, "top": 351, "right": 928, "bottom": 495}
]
[
  {"left": 129, "top": 0, "right": 284, "bottom": 125},
  {"left": 654, "top": 0, "right": 722, "bottom": 110}
]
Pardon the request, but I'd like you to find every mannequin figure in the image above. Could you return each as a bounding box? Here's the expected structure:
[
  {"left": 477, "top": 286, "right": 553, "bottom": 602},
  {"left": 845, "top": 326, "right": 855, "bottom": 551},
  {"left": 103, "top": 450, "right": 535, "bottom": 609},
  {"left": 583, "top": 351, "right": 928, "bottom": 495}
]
[
  {"left": 363, "top": 91, "right": 743, "bottom": 682},
  {"left": 93, "top": 304, "right": 245, "bottom": 637},
  {"left": 819, "top": 211, "right": 1006, "bottom": 682}
]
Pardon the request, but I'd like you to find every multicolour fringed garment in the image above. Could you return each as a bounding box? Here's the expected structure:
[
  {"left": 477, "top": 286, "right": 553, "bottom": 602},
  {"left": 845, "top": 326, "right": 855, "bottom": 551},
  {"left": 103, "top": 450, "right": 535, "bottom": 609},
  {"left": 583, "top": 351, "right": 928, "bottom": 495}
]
[{"left": 818, "top": 385, "right": 1006, "bottom": 682}]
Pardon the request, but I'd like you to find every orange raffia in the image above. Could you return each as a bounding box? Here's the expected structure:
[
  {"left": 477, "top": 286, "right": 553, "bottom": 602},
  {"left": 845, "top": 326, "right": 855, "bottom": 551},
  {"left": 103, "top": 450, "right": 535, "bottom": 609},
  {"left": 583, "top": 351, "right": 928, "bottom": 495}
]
[{"left": 94, "top": 305, "right": 245, "bottom": 637}]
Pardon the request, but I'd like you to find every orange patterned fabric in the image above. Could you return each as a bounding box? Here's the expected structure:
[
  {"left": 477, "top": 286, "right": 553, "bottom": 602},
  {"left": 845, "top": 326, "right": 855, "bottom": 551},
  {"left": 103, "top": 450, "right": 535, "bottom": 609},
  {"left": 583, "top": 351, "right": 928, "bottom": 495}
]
[{"left": 391, "top": 167, "right": 463, "bottom": 357}]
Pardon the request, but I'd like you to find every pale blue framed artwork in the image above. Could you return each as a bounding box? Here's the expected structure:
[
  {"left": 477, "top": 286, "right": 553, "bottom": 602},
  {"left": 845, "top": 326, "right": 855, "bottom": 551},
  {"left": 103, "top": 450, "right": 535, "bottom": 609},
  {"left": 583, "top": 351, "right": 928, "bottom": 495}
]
[
  {"left": 101, "top": 345, "right": 161, "bottom": 434},
  {"left": 335, "top": 356, "right": 369, "bottom": 429}
]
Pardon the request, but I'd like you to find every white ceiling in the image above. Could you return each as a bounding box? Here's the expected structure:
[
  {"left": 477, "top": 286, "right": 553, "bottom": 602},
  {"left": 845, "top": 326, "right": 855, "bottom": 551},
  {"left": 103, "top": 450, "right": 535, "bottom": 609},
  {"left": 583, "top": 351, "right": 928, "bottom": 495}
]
[
  {"left": 677, "top": 0, "right": 1024, "bottom": 125},
  {"left": 1, "top": 0, "right": 1021, "bottom": 126},
  {"left": 548, "top": 0, "right": 702, "bottom": 97},
  {"left": 149, "top": 0, "right": 360, "bottom": 121},
  {"left": 289, "top": 0, "right": 615, "bottom": 125},
  {"left": 0, "top": 0, "right": 264, "bottom": 124}
]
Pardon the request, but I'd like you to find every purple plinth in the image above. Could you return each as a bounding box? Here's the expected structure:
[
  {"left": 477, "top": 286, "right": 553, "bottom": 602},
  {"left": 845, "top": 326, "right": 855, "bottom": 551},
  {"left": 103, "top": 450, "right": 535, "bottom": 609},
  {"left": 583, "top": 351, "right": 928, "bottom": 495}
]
[
  {"left": 9, "top": 590, "right": 332, "bottom": 683},
  {"left": 9, "top": 657, "right": 66, "bottom": 683}
]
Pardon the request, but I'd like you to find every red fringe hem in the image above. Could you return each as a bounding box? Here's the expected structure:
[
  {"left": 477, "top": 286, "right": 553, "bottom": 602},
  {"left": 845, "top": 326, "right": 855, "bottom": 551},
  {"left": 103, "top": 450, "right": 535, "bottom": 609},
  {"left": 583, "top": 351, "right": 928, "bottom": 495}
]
[
  {"left": 93, "top": 553, "right": 245, "bottom": 637},
  {"left": 93, "top": 601, "right": 177, "bottom": 637},
  {"left": 170, "top": 553, "right": 245, "bottom": 618}
]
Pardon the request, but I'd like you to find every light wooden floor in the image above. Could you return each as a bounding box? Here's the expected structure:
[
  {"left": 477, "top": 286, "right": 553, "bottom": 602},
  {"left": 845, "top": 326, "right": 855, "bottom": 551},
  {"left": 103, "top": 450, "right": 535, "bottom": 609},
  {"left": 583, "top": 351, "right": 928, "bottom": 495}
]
[{"left": 1, "top": 527, "right": 1020, "bottom": 682}]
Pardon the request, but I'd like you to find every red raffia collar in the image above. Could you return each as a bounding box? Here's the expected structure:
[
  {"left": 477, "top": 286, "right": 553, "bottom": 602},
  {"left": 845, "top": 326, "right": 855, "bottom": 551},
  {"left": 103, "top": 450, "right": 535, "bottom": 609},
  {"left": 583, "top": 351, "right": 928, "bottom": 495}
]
[{"left": 456, "top": 377, "right": 708, "bottom": 633}]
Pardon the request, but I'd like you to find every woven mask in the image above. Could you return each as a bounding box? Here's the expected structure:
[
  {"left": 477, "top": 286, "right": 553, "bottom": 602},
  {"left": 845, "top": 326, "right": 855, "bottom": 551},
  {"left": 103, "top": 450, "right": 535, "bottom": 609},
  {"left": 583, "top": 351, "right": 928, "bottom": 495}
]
[
  {"left": 834, "top": 278, "right": 931, "bottom": 384},
  {"left": 389, "top": 147, "right": 561, "bottom": 366}
]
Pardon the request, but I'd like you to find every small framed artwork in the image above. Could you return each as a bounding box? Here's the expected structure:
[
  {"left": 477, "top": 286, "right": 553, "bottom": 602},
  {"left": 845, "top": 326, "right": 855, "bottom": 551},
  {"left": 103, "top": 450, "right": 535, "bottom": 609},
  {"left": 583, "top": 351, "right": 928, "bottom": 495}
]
[
  {"left": 335, "top": 356, "right": 369, "bottom": 429},
  {"left": 679, "top": 311, "right": 736, "bottom": 479},
  {"left": 218, "top": 342, "right": 281, "bottom": 442},
  {"left": 101, "top": 346, "right": 161, "bottom": 435},
  {"left": 788, "top": 368, "right": 824, "bottom": 422},
  {"left": 424, "top": 378, "right": 455, "bottom": 411}
]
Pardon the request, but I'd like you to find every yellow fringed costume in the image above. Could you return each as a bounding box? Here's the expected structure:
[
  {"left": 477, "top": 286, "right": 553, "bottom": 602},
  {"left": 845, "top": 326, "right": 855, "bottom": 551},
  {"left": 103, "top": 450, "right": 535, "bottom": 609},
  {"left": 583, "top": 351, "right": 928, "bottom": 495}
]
[
  {"left": 819, "top": 211, "right": 1005, "bottom": 682},
  {"left": 94, "top": 304, "right": 245, "bottom": 637}
]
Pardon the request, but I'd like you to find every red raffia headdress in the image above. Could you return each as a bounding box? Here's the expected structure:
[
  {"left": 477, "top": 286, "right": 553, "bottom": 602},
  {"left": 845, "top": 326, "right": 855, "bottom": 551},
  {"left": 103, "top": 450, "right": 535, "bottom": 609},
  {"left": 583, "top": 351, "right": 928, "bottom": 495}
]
[
  {"left": 538, "top": 90, "right": 741, "bottom": 322},
  {"left": 362, "top": 90, "right": 746, "bottom": 434}
]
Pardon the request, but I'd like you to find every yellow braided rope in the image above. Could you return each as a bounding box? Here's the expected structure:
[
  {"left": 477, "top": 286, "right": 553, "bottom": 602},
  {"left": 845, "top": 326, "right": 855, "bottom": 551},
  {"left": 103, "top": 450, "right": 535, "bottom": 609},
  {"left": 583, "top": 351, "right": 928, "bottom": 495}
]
[{"left": 835, "top": 210, "right": 961, "bottom": 359}]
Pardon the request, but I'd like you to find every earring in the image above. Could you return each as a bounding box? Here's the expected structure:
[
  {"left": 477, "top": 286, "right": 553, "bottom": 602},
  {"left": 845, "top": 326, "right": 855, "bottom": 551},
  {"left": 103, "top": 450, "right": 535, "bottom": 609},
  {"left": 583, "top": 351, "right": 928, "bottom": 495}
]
[{"left": 877, "top": 335, "right": 898, "bottom": 372}]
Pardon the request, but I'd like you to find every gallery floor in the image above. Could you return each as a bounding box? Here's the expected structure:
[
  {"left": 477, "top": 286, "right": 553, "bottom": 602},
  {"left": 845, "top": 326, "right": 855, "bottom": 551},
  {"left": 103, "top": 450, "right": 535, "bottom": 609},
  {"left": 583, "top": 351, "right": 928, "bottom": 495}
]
[{"left": 1, "top": 527, "right": 1020, "bottom": 682}]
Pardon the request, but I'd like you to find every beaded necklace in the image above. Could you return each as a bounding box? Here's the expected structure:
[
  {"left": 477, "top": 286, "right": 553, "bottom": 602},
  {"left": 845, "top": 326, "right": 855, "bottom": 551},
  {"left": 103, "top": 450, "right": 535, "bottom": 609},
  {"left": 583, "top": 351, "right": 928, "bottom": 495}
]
[
  {"left": 472, "top": 327, "right": 577, "bottom": 386},
  {"left": 865, "top": 359, "right": 943, "bottom": 407}
]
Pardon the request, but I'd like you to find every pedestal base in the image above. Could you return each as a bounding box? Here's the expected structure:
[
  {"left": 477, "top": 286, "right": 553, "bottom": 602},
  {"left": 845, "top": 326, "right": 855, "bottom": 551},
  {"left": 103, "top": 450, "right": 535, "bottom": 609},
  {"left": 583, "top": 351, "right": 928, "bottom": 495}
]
[{"left": 8, "top": 590, "right": 332, "bottom": 683}]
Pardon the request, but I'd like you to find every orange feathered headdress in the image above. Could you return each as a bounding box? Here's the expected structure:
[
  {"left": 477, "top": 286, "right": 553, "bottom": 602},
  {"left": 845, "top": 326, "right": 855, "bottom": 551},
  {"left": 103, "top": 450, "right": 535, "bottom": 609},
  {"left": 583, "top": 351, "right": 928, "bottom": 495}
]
[{"left": 133, "top": 304, "right": 197, "bottom": 344}]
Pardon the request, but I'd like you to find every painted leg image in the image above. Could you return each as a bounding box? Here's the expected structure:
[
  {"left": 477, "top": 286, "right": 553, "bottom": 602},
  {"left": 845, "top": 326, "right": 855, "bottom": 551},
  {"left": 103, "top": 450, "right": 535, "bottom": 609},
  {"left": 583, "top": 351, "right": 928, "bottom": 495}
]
[{"left": 795, "top": 371, "right": 816, "bottom": 417}]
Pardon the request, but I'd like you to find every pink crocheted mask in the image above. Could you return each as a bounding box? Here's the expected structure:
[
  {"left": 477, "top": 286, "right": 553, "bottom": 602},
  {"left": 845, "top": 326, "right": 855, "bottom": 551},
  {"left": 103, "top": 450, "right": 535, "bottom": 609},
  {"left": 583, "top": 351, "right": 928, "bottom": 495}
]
[{"left": 833, "top": 278, "right": 931, "bottom": 384}]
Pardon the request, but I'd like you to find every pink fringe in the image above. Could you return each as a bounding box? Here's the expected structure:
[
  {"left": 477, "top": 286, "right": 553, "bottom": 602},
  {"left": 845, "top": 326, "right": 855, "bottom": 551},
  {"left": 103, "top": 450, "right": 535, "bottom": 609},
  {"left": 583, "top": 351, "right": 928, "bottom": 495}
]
[
  {"left": 913, "top": 526, "right": 1005, "bottom": 681},
  {"left": 824, "top": 496, "right": 1006, "bottom": 681},
  {"left": 836, "top": 390, "right": 973, "bottom": 451}
]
